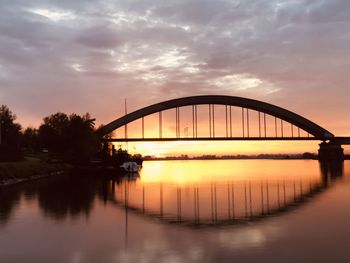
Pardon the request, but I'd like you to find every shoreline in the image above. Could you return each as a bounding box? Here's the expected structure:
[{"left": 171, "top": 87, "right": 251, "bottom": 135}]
[
  {"left": 0, "top": 157, "right": 71, "bottom": 187},
  {"left": 0, "top": 170, "right": 66, "bottom": 187}
]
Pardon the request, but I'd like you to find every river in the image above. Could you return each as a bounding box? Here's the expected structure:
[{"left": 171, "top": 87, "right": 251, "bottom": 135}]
[{"left": 1, "top": 160, "right": 350, "bottom": 263}]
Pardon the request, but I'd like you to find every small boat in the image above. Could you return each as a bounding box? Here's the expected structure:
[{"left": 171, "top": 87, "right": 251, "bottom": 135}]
[{"left": 120, "top": 162, "right": 141, "bottom": 173}]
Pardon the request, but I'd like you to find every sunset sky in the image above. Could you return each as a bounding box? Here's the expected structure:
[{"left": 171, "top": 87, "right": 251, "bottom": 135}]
[{"left": 1, "top": 0, "right": 350, "bottom": 155}]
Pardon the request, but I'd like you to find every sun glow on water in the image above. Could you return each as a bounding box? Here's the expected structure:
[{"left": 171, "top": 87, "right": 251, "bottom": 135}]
[{"left": 139, "top": 159, "right": 320, "bottom": 185}]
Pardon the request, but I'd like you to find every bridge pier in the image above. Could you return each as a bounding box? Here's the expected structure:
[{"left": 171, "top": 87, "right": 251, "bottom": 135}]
[{"left": 318, "top": 141, "right": 344, "bottom": 162}]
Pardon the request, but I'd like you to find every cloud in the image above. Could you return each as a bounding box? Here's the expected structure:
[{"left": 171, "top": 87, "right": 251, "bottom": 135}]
[
  {"left": 0, "top": 0, "right": 349, "bottom": 135},
  {"left": 75, "top": 25, "right": 124, "bottom": 49}
]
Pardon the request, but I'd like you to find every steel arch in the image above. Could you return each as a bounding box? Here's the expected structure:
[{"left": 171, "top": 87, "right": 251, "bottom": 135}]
[{"left": 97, "top": 95, "right": 334, "bottom": 139}]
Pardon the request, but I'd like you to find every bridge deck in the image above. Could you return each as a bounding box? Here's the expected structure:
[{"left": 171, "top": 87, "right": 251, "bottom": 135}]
[
  {"left": 104, "top": 136, "right": 350, "bottom": 143},
  {"left": 333, "top": 137, "right": 350, "bottom": 145},
  {"left": 105, "top": 137, "right": 321, "bottom": 142}
]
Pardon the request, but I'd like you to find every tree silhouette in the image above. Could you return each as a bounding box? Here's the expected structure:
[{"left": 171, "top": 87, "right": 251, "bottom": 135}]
[
  {"left": 38, "top": 112, "right": 69, "bottom": 153},
  {"left": 38, "top": 112, "right": 99, "bottom": 163},
  {"left": 63, "top": 113, "right": 99, "bottom": 163},
  {"left": 0, "top": 105, "right": 22, "bottom": 161},
  {"left": 22, "top": 127, "right": 40, "bottom": 153}
]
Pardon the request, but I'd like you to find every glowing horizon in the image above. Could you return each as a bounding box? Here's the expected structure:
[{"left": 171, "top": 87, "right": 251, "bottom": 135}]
[{"left": 121, "top": 140, "right": 323, "bottom": 157}]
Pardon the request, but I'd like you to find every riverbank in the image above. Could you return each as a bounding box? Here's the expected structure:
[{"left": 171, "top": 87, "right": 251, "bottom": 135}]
[{"left": 0, "top": 157, "right": 71, "bottom": 186}]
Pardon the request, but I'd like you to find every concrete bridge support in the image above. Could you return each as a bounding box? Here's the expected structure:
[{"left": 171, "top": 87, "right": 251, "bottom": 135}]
[{"left": 318, "top": 141, "right": 344, "bottom": 162}]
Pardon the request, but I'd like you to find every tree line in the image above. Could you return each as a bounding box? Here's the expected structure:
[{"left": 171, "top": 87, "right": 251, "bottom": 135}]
[{"left": 0, "top": 105, "right": 99, "bottom": 163}]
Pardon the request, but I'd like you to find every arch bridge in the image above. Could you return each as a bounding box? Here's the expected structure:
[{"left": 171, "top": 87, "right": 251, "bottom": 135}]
[{"left": 97, "top": 95, "right": 349, "bottom": 161}]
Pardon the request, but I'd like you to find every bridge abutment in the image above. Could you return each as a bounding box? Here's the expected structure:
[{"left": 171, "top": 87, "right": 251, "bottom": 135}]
[{"left": 318, "top": 141, "right": 344, "bottom": 162}]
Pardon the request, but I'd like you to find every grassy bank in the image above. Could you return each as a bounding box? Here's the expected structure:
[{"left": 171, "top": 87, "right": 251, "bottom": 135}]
[{"left": 0, "top": 157, "right": 70, "bottom": 184}]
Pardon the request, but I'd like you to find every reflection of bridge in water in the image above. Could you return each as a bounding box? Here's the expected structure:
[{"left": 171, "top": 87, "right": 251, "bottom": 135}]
[
  {"left": 98, "top": 95, "right": 350, "bottom": 161},
  {"left": 104, "top": 162, "right": 343, "bottom": 226}
]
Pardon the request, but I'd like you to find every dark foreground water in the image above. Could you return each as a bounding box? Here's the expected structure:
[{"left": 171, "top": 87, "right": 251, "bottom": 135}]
[{"left": 1, "top": 160, "right": 350, "bottom": 263}]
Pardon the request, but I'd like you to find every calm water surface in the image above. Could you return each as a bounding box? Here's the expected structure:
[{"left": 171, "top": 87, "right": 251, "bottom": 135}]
[{"left": 1, "top": 160, "right": 350, "bottom": 263}]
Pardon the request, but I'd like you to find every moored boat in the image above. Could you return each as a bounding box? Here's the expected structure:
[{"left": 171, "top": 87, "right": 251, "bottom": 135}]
[{"left": 120, "top": 161, "right": 141, "bottom": 173}]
